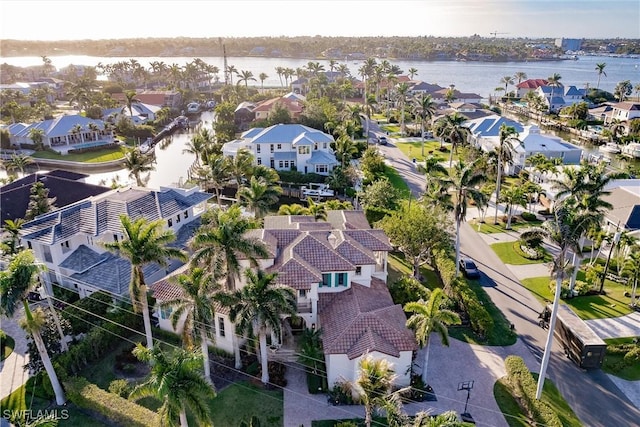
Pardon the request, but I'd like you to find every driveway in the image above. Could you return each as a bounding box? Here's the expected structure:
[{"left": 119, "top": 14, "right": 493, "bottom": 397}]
[{"left": 0, "top": 311, "right": 30, "bottom": 401}]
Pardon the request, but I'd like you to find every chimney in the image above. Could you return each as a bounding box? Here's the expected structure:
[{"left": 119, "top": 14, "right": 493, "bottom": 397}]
[{"left": 327, "top": 232, "right": 337, "bottom": 248}]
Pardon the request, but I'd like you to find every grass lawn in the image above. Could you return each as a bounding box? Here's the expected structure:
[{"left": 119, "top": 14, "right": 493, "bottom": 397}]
[
  {"left": 383, "top": 165, "right": 410, "bottom": 198},
  {"left": 1, "top": 334, "right": 15, "bottom": 361},
  {"left": 471, "top": 217, "right": 545, "bottom": 234},
  {"left": 520, "top": 275, "right": 634, "bottom": 319},
  {"left": 602, "top": 338, "right": 640, "bottom": 380},
  {"left": 494, "top": 375, "right": 582, "bottom": 427},
  {"left": 395, "top": 140, "right": 447, "bottom": 163},
  {"left": 490, "top": 241, "right": 552, "bottom": 265},
  {"left": 387, "top": 252, "right": 441, "bottom": 290},
  {"left": 210, "top": 381, "right": 283, "bottom": 427},
  {"left": 31, "top": 146, "right": 127, "bottom": 163}
]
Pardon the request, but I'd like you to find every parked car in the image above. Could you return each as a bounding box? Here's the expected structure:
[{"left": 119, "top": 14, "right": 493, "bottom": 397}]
[
  {"left": 378, "top": 135, "right": 388, "bottom": 145},
  {"left": 459, "top": 258, "right": 480, "bottom": 279}
]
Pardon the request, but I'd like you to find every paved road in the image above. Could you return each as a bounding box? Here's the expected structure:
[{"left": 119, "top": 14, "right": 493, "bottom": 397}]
[{"left": 374, "top": 128, "right": 640, "bottom": 425}]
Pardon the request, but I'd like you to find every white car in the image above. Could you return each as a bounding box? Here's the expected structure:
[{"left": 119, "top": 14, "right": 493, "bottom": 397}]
[{"left": 186, "top": 102, "right": 200, "bottom": 113}]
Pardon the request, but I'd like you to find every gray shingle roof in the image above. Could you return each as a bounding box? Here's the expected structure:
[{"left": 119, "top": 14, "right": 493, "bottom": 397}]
[{"left": 59, "top": 245, "right": 109, "bottom": 273}]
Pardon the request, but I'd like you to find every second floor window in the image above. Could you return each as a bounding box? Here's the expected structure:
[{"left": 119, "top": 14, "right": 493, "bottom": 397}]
[
  {"left": 218, "top": 317, "right": 226, "bottom": 337},
  {"left": 167, "top": 218, "right": 173, "bottom": 227}
]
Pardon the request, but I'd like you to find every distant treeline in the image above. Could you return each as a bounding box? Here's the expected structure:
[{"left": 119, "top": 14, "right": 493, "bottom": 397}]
[{"left": 2, "top": 36, "right": 639, "bottom": 60}]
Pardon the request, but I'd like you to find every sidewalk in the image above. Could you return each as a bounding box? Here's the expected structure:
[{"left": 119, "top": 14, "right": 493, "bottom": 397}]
[{"left": 0, "top": 312, "right": 30, "bottom": 402}]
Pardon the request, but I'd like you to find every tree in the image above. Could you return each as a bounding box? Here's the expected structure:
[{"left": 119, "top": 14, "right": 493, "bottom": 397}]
[
  {"left": 305, "top": 197, "right": 327, "bottom": 221},
  {"left": 493, "top": 124, "right": 520, "bottom": 224},
  {"left": 130, "top": 344, "right": 216, "bottom": 427},
  {"left": 353, "top": 354, "right": 397, "bottom": 427},
  {"left": 258, "top": 72, "right": 268, "bottom": 90},
  {"left": 514, "top": 71, "right": 527, "bottom": 85},
  {"left": 377, "top": 202, "right": 452, "bottom": 278},
  {"left": 359, "top": 178, "right": 401, "bottom": 211},
  {"left": 123, "top": 147, "right": 155, "bottom": 187},
  {"left": 2, "top": 218, "right": 25, "bottom": 254},
  {"left": 595, "top": 63, "right": 607, "bottom": 90},
  {"left": 546, "top": 73, "right": 562, "bottom": 111},
  {"left": 500, "top": 186, "right": 527, "bottom": 229},
  {"left": 437, "top": 159, "right": 486, "bottom": 276},
  {"left": 229, "top": 148, "right": 255, "bottom": 188},
  {"left": 0, "top": 250, "right": 66, "bottom": 405},
  {"left": 614, "top": 80, "right": 633, "bottom": 102},
  {"left": 4, "top": 153, "right": 34, "bottom": 177},
  {"left": 237, "top": 176, "right": 282, "bottom": 218},
  {"left": 103, "top": 215, "right": 187, "bottom": 350},
  {"left": 236, "top": 70, "right": 257, "bottom": 88},
  {"left": 160, "top": 267, "right": 221, "bottom": 385},
  {"left": 500, "top": 75, "right": 515, "bottom": 99},
  {"left": 622, "top": 246, "right": 640, "bottom": 307},
  {"left": 28, "top": 128, "right": 45, "bottom": 150},
  {"left": 124, "top": 90, "right": 139, "bottom": 117},
  {"left": 218, "top": 269, "right": 296, "bottom": 385},
  {"left": 396, "top": 82, "right": 410, "bottom": 136},
  {"left": 436, "top": 113, "right": 469, "bottom": 166},
  {"left": 413, "top": 94, "right": 437, "bottom": 157},
  {"left": 405, "top": 288, "right": 460, "bottom": 383},
  {"left": 197, "top": 153, "right": 231, "bottom": 205},
  {"left": 24, "top": 181, "right": 56, "bottom": 221},
  {"left": 190, "top": 205, "right": 267, "bottom": 291}
]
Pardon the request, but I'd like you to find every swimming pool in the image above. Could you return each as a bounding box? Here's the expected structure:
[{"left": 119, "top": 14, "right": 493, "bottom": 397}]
[{"left": 72, "top": 140, "right": 111, "bottom": 150}]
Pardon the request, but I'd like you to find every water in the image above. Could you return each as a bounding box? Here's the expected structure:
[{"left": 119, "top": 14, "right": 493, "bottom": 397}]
[{"left": 2, "top": 54, "right": 638, "bottom": 99}]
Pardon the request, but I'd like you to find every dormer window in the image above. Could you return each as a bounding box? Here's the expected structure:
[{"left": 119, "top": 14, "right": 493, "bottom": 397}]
[
  {"left": 168, "top": 218, "right": 173, "bottom": 227},
  {"left": 355, "top": 266, "right": 362, "bottom": 276}
]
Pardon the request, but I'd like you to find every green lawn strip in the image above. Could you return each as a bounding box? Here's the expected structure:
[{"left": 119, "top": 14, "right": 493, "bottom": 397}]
[
  {"left": 209, "top": 381, "right": 283, "bottom": 427},
  {"left": 531, "top": 373, "right": 583, "bottom": 427},
  {"left": 520, "top": 275, "right": 633, "bottom": 319},
  {"left": 387, "top": 252, "right": 441, "bottom": 290},
  {"left": 31, "top": 146, "right": 126, "bottom": 163},
  {"left": 382, "top": 165, "right": 411, "bottom": 198},
  {"left": 395, "top": 141, "right": 446, "bottom": 162},
  {"left": 490, "top": 241, "right": 551, "bottom": 265},
  {"left": 493, "top": 378, "right": 529, "bottom": 427},
  {"left": 1, "top": 334, "right": 15, "bottom": 361},
  {"left": 470, "top": 218, "right": 545, "bottom": 234},
  {"left": 449, "top": 280, "right": 517, "bottom": 346},
  {"left": 602, "top": 338, "right": 640, "bottom": 381}
]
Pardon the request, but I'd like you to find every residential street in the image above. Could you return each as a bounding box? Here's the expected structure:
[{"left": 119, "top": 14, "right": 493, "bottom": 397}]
[{"left": 374, "top": 130, "right": 640, "bottom": 426}]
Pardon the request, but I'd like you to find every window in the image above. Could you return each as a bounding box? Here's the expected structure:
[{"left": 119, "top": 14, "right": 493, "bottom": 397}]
[
  {"left": 314, "top": 143, "right": 318, "bottom": 150},
  {"left": 184, "top": 210, "right": 189, "bottom": 219},
  {"left": 270, "top": 144, "right": 274, "bottom": 153},
  {"left": 284, "top": 160, "right": 289, "bottom": 168},
  {"left": 277, "top": 143, "right": 282, "bottom": 150},
  {"left": 113, "top": 234, "right": 119, "bottom": 242},
  {"left": 167, "top": 218, "right": 173, "bottom": 227},
  {"left": 299, "top": 289, "right": 307, "bottom": 298},
  {"left": 279, "top": 161, "right": 284, "bottom": 168},
  {"left": 337, "top": 273, "right": 347, "bottom": 286},
  {"left": 257, "top": 157, "right": 262, "bottom": 165},
  {"left": 270, "top": 159, "right": 275, "bottom": 168},
  {"left": 256, "top": 144, "right": 261, "bottom": 153},
  {"left": 316, "top": 165, "right": 328, "bottom": 173},
  {"left": 218, "top": 317, "right": 226, "bottom": 337},
  {"left": 321, "top": 274, "right": 331, "bottom": 287},
  {"left": 355, "top": 266, "right": 362, "bottom": 276},
  {"left": 176, "top": 214, "right": 181, "bottom": 223},
  {"left": 323, "top": 142, "right": 327, "bottom": 149},
  {"left": 160, "top": 307, "right": 172, "bottom": 320},
  {"left": 298, "top": 146, "right": 310, "bottom": 155}
]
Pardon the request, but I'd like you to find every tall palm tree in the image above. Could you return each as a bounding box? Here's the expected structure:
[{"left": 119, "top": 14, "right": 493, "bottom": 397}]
[
  {"left": 190, "top": 205, "right": 268, "bottom": 291},
  {"left": 333, "top": 134, "right": 359, "bottom": 167},
  {"left": 514, "top": 71, "right": 527, "bottom": 85},
  {"left": 200, "top": 153, "right": 231, "bottom": 205},
  {"left": 404, "top": 288, "right": 460, "bottom": 383},
  {"left": 131, "top": 344, "right": 216, "bottom": 427},
  {"left": 0, "top": 250, "right": 66, "bottom": 405},
  {"left": 500, "top": 75, "right": 515, "bottom": 99},
  {"left": 4, "top": 153, "right": 34, "bottom": 177},
  {"left": 408, "top": 67, "right": 418, "bottom": 79},
  {"left": 123, "top": 147, "right": 155, "bottom": 187},
  {"left": 237, "top": 176, "right": 282, "bottom": 218},
  {"left": 258, "top": 72, "right": 268, "bottom": 90},
  {"left": 218, "top": 269, "right": 296, "bottom": 385},
  {"left": 2, "top": 218, "right": 25, "bottom": 254},
  {"left": 595, "top": 63, "right": 607, "bottom": 90},
  {"left": 124, "top": 90, "right": 139, "bottom": 117},
  {"left": 160, "top": 267, "right": 221, "bottom": 385},
  {"left": 229, "top": 148, "right": 255, "bottom": 188},
  {"left": 353, "top": 354, "right": 397, "bottom": 427},
  {"left": 413, "top": 94, "right": 437, "bottom": 157},
  {"left": 493, "top": 124, "right": 520, "bottom": 224},
  {"left": 396, "top": 82, "right": 410, "bottom": 136},
  {"left": 546, "top": 73, "right": 562, "bottom": 112},
  {"left": 438, "top": 113, "right": 469, "bottom": 167},
  {"left": 236, "top": 70, "right": 257, "bottom": 88},
  {"left": 438, "top": 159, "right": 486, "bottom": 276},
  {"left": 103, "top": 215, "right": 187, "bottom": 350},
  {"left": 622, "top": 246, "right": 640, "bottom": 307}
]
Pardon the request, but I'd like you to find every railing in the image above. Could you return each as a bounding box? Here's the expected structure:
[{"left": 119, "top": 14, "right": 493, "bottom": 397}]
[{"left": 297, "top": 301, "right": 312, "bottom": 313}]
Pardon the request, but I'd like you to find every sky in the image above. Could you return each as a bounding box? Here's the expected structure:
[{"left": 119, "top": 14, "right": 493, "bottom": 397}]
[{"left": 1, "top": 0, "right": 639, "bottom": 41}]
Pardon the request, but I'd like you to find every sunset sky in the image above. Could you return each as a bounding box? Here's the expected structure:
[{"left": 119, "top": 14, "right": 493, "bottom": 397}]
[{"left": 1, "top": 0, "right": 639, "bottom": 40}]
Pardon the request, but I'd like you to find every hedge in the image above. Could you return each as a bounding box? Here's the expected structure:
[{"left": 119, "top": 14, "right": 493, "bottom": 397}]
[
  {"left": 62, "top": 291, "right": 114, "bottom": 334},
  {"left": 504, "top": 356, "right": 562, "bottom": 427},
  {"left": 64, "top": 377, "right": 160, "bottom": 427}
]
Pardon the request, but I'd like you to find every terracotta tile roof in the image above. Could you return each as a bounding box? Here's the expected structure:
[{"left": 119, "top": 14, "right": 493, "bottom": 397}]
[
  {"left": 335, "top": 238, "right": 376, "bottom": 265},
  {"left": 327, "top": 210, "right": 371, "bottom": 230},
  {"left": 342, "top": 229, "right": 393, "bottom": 251},
  {"left": 319, "top": 279, "right": 416, "bottom": 359},
  {"left": 271, "top": 257, "right": 320, "bottom": 289},
  {"left": 517, "top": 79, "right": 548, "bottom": 89},
  {"left": 291, "top": 234, "right": 354, "bottom": 272}
]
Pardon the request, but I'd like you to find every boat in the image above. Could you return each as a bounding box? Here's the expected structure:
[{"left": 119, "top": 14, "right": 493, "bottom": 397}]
[
  {"left": 599, "top": 142, "right": 621, "bottom": 154},
  {"left": 621, "top": 142, "right": 640, "bottom": 159},
  {"left": 301, "top": 183, "right": 335, "bottom": 199}
]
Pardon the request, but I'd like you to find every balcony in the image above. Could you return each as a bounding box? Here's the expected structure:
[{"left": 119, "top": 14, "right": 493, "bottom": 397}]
[{"left": 297, "top": 300, "right": 312, "bottom": 313}]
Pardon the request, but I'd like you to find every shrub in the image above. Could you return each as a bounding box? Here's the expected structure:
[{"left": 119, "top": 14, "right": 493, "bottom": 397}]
[
  {"left": 328, "top": 379, "right": 356, "bottom": 405},
  {"left": 623, "top": 346, "right": 640, "bottom": 365},
  {"left": 389, "top": 276, "right": 430, "bottom": 307},
  {"left": 521, "top": 211, "right": 537, "bottom": 221},
  {"left": 108, "top": 379, "right": 131, "bottom": 398},
  {"left": 65, "top": 377, "right": 160, "bottom": 427},
  {"left": 549, "top": 279, "right": 571, "bottom": 299},
  {"left": 62, "top": 291, "right": 113, "bottom": 334}
]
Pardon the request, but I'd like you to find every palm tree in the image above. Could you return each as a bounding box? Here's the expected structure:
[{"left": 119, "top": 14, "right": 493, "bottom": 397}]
[
  {"left": 130, "top": 344, "right": 216, "bottom": 427},
  {"left": 123, "top": 147, "right": 155, "bottom": 187},
  {"left": 305, "top": 197, "right": 326, "bottom": 221},
  {"left": 396, "top": 82, "right": 410, "bottom": 136},
  {"left": 28, "top": 128, "right": 45, "bottom": 150},
  {"left": 408, "top": 67, "right": 418, "bottom": 79},
  {"left": 201, "top": 153, "right": 231, "bottom": 205},
  {"left": 124, "top": 90, "right": 139, "bottom": 117},
  {"left": 229, "top": 148, "right": 255, "bottom": 188},
  {"left": 226, "top": 65, "right": 238, "bottom": 85},
  {"left": 493, "top": 124, "right": 520, "bottom": 224},
  {"left": 218, "top": 269, "right": 296, "bottom": 385},
  {"left": 160, "top": 267, "right": 221, "bottom": 385},
  {"left": 437, "top": 159, "right": 486, "bottom": 276},
  {"left": 190, "top": 205, "right": 268, "bottom": 291},
  {"left": 333, "top": 134, "right": 359, "bottom": 167},
  {"left": 4, "top": 153, "right": 34, "bottom": 177},
  {"left": 595, "top": 63, "right": 607, "bottom": 90},
  {"left": 414, "top": 94, "right": 437, "bottom": 157},
  {"left": 622, "top": 246, "right": 640, "bottom": 307},
  {"left": 103, "top": 215, "right": 187, "bottom": 350},
  {"left": 500, "top": 186, "right": 528, "bottom": 229},
  {"left": 2, "top": 218, "right": 25, "bottom": 254},
  {"left": 438, "top": 113, "right": 469, "bottom": 167},
  {"left": 500, "top": 75, "right": 515, "bottom": 100},
  {"left": 277, "top": 203, "right": 308, "bottom": 215},
  {"left": 547, "top": 73, "right": 562, "bottom": 112},
  {"left": 236, "top": 70, "right": 257, "bottom": 88},
  {"left": 0, "top": 250, "right": 66, "bottom": 405},
  {"left": 353, "top": 354, "right": 397, "bottom": 427},
  {"left": 514, "top": 71, "right": 527, "bottom": 85},
  {"left": 237, "top": 176, "right": 282, "bottom": 218},
  {"left": 258, "top": 72, "right": 268, "bottom": 90},
  {"left": 404, "top": 288, "right": 460, "bottom": 383}
]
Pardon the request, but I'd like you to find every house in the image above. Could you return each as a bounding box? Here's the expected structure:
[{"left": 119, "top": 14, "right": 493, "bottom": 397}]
[
  {"left": 535, "top": 85, "right": 566, "bottom": 112},
  {"left": 516, "top": 79, "right": 548, "bottom": 98},
  {"left": 234, "top": 101, "right": 257, "bottom": 131},
  {"left": 9, "top": 114, "right": 117, "bottom": 154},
  {"left": 507, "top": 126, "right": 582, "bottom": 175},
  {"left": 150, "top": 210, "right": 417, "bottom": 387},
  {"left": 605, "top": 101, "right": 640, "bottom": 125},
  {"left": 103, "top": 102, "right": 161, "bottom": 125},
  {"left": 112, "top": 90, "right": 182, "bottom": 110},
  {"left": 252, "top": 96, "right": 304, "bottom": 121},
  {"left": 1, "top": 170, "right": 111, "bottom": 224},
  {"left": 464, "top": 114, "right": 525, "bottom": 153},
  {"left": 222, "top": 124, "right": 338, "bottom": 175},
  {"left": 18, "top": 185, "right": 212, "bottom": 299},
  {"left": 602, "top": 180, "right": 640, "bottom": 239}
]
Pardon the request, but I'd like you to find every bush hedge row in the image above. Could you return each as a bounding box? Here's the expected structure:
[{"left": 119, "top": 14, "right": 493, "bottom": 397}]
[
  {"left": 504, "top": 356, "right": 562, "bottom": 427},
  {"left": 65, "top": 377, "right": 160, "bottom": 427}
]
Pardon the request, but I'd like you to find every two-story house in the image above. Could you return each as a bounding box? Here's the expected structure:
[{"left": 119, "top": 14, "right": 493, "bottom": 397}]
[
  {"left": 222, "top": 124, "right": 338, "bottom": 176},
  {"left": 150, "top": 210, "right": 417, "bottom": 387},
  {"left": 18, "top": 185, "right": 212, "bottom": 299}
]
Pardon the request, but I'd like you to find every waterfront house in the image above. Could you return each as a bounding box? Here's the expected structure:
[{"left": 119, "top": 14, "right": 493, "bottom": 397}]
[
  {"left": 507, "top": 126, "right": 582, "bottom": 174},
  {"left": 112, "top": 90, "right": 182, "bottom": 111},
  {"left": 602, "top": 179, "right": 640, "bottom": 239},
  {"left": 103, "top": 102, "right": 161, "bottom": 125},
  {"left": 150, "top": 210, "right": 417, "bottom": 387},
  {"left": 0, "top": 170, "right": 111, "bottom": 224},
  {"left": 605, "top": 101, "right": 640, "bottom": 126},
  {"left": 9, "top": 114, "right": 117, "bottom": 154},
  {"left": 516, "top": 79, "right": 548, "bottom": 98},
  {"left": 464, "top": 114, "right": 525, "bottom": 153},
  {"left": 222, "top": 124, "right": 338, "bottom": 175},
  {"left": 252, "top": 96, "right": 304, "bottom": 121},
  {"left": 18, "top": 185, "right": 212, "bottom": 299}
]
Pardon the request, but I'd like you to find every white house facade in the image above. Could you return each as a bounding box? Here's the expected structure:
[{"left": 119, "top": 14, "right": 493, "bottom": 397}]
[{"left": 222, "top": 124, "right": 338, "bottom": 175}]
